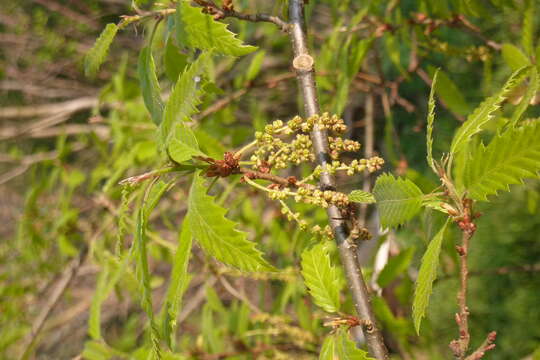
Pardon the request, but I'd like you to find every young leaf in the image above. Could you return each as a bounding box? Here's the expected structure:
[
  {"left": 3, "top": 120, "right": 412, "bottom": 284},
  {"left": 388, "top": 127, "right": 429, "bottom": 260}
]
[
  {"left": 146, "top": 180, "right": 173, "bottom": 214},
  {"left": 319, "top": 334, "right": 338, "bottom": 360},
  {"left": 348, "top": 190, "right": 375, "bottom": 204},
  {"left": 88, "top": 254, "right": 131, "bottom": 341},
  {"left": 373, "top": 173, "right": 424, "bottom": 229},
  {"left": 138, "top": 46, "right": 164, "bottom": 125},
  {"left": 176, "top": 1, "right": 257, "bottom": 56},
  {"left": 336, "top": 328, "right": 374, "bottom": 360},
  {"left": 430, "top": 67, "right": 470, "bottom": 116},
  {"left": 412, "top": 220, "right": 449, "bottom": 334},
  {"left": 159, "top": 52, "right": 210, "bottom": 148},
  {"left": 161, "top": 221, "right": 193, "bottom": 349},
  {"left": 187, "top": 173, "right": 275, "bottom": 272},
  {"left": 88, "top": 262, "right": 110, "bottom": 340},
  {"left": 426, "top": 69, "right": 440, "bottom": 173},
  {"left": 301, "top": 242, "right": 343, "bottom": 313},
  {"left": 501, "top": 44, "right": 531, "bottom": 71},
  {"left": 511, "top": 67, "right": 538, "bottom": 126},
  {"left": 463, "top": 120, "right": 540, "bottom": 201},
  {"left": 449, "top": 67, "right": 528, "bottom": 156},
  {"left": 167, "top": 123, "right": 206, "bottom": 163},
  {"left": 245, "top": 51, "right": 266, "bottom": 83},
  {"left": 164, "top": 39, "right": 188, "bottom": 83},
  {"left": 84, "top": 23, "right": 119, "bottom": 77},
  {"left": 194, "top": 129, "right": 227, "bottom": 158},
  {"left": 135, "top": 208, "right": 162, "bottom": 359}
]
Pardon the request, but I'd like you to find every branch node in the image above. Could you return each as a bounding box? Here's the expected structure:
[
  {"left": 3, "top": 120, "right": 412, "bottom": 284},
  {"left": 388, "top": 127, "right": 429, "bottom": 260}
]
[{"left": 292, "top": 54, "right": 314, "bottom": 71}]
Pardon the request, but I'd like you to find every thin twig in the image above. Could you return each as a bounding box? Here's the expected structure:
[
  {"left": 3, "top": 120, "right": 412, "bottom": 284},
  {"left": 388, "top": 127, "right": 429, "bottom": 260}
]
[
  {"left": 449, "top": 201, "right": 496, "bottom": 360},
  {"left": 218, "top": 276, "right": 262, "bottom": 314},
  {"left": 193, "top": 0, "right": 289, "bottom": 32},
  {"left": 450, "top": 231, "right": 473, "bottom": 358},
  {"left": 287, "top": 1, "right": 388, "bottom": 358}
]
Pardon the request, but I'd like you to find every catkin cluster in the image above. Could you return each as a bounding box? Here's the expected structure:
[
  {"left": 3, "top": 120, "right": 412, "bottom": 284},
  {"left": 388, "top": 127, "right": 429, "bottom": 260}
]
[{"left": 243, "top": 113, "right": 384, "bottom": 239}]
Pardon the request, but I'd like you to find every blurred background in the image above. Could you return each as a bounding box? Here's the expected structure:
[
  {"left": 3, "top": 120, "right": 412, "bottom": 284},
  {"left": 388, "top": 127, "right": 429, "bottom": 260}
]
[{"left": 1, "top": 0, "right": 539, "bottom": 359}]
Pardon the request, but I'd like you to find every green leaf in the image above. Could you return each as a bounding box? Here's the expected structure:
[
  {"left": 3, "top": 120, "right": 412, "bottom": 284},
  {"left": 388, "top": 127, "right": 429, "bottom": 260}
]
[
  {"left": 146, "top": 180, "right": 173, "bottom": 215},
  {"left": 194, "top": 129, "right": 227, "bottom": 158},
  {"left": 134, "top": 179, "right": 170, "bottom": 359},
  {"left": 430, "top": 67, "right": 470, "bottom": 116},
  {"left": 450, "top": 67, "right": 528, "bottom": 155},
  {"left": 187, "top": 173, "right": 275, "bottom": 272},
  {"left": 82, "top": 340, "right": 126, "bottom": 360},
  {"left": 511, "top": 67, "right": 538, "bottom": 126},
  {"left": 348, "top": 190, "right": 375, "bottom": 204},
  {"left": 138, "top": 46, "right": 164, "bottom": 125},
  {"left": 88, "top": 262, "right": 110, "bottom": 340},
  {"left": 301, "top": 242, "right": 343, "bottom": 313},
  {"left": 161, "top": 221, "right": 193, "bottom": 349},
  {"left": 245, "top": 51, "right": 266, "bottom": 83},
  {"left": 373, "top": 173, "right": 424, "bottom": 229},
  {"left": 502, "top": 44, "right": 531, "bottom": 71},
  {"left": 319, "top": 335, "right": 338, "bottom": 360},
  {"left": 167, "top": 123, "right": 206, "bottom": 163},
  {"left": 164, "top": 39, "right": 188, "bottom": 83},
  {"left": 463, "top": 120, "right": 540, "bottom": 201},
  {"left": 426, "top": 69, "right": 440, "bottom": 173},
  {"left": 159, "top": 52, "right": 210, "bottom": 148},
  {"left": 412, "top": 220, "right": 449, "bottom": 335},
  {"left": 377, "top": 247, "right": 415, "bottom": 288},
  {"left": 176, "top": 1, "right": 257, "bottom": 56},
  {"left": 335, "top": 328, "right": 374, "bottom": 360},
  {"left": 85, "top": 23, "right": 119, "bottom": 77},
  {"left": 88, "top": 254, "right": 131, "bottom": 340}
]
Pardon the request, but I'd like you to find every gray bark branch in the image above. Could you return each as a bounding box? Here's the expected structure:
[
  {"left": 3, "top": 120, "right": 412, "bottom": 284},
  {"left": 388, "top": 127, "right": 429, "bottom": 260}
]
[{"left": 287, "top": 1, "right": 388, "bottom": 358}]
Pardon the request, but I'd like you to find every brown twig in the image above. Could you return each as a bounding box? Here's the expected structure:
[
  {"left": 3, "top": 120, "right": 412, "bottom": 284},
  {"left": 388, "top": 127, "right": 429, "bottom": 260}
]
[
  {"left": 465, "top": 332, "right": 497, "bottom": 360},
  {"left": 287, "top": 1, "right": 388, "bottom": 358},
  {"left": 450, "top": 230, "right": 473, "bottom": 358},
  {"left": 193, "top": 0, "right": 289, "bottom": 32},
  {"left": 449, "top": 200, "right": 496, "bottom": 359}
]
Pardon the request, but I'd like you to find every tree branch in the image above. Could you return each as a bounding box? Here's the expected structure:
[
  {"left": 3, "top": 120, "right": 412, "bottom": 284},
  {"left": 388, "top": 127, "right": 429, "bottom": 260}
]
[
  {"left": 287, "top": 1, "right": 388, "bottom": 358},
  {"left": 193, "top": 0, "right": 289, "bottom": 32},
  {"left": 449, "top": 201, "right": 496, "bottom": 359}
]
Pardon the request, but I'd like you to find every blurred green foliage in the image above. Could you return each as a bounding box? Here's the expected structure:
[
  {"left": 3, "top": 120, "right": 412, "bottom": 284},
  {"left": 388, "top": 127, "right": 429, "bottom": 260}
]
[{"left": 0, "top": 0, "right": 539, "bottom": 359}]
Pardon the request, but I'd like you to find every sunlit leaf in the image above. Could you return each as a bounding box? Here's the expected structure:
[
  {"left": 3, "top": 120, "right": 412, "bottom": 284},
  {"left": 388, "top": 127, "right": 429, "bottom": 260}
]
[
  {"left": 138, "top": 46, "right": 164, "bottom": 125},
  {"left": 176, "top": 1, "right": 257, "bottom": 56},
  {"left": 301, "top": 242, "right": 342, "bottom": 313},
  {"left": 84, "top": 23, "right": 118, "bottom": 77},
  {"left": 348, "top": 190, "right": 375, "bottom": 204},
  {"left": 412, "top": 220, "right": 449, "bottom": 334},
  {"left": 159, "top": 52, "right": 210, "bottom": 148},
  {"left": 373, "top": 173, "right": 424, "bottom": 228},
  {"left": 187, "top": 173, "right": 275, "bottom": 272},
  {"left": 450, "top": 67, "right": 528, "bottom": 155},
  {"left": 426, "top": 69, "right": 439, "bottom": 173},
  {"left": 463, "top": 120, "right": 540, "bottom": 201}
]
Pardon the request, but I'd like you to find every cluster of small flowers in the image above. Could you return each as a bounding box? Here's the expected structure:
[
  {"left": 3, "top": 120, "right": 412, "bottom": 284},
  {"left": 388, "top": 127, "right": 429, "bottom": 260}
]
[
  {"left": 286, "top": 113, "right": 347, "bottom": 134},
  {"left": 312, "top": 156, "right": 385, "bottom": 177},
  {"left": 328, "top": 137, "right": 361, "bottom": 159},
  {"left": 311, "top": 224, "right": 334, "bottom": 238},
  {"left": 296, "top": 187, "right": 350, "bottom": 208},
  {"left": 280, "top": 204, "right": 308, "bottom": 230},
  {"left": 253, "top": 128, "right": 315, "bottom": 170}
]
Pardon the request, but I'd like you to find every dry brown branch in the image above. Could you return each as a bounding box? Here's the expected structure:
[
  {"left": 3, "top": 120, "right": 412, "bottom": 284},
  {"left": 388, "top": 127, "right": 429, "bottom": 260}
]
[{"left": 0, "top": 97, "right": 97, "bottom": 119}]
